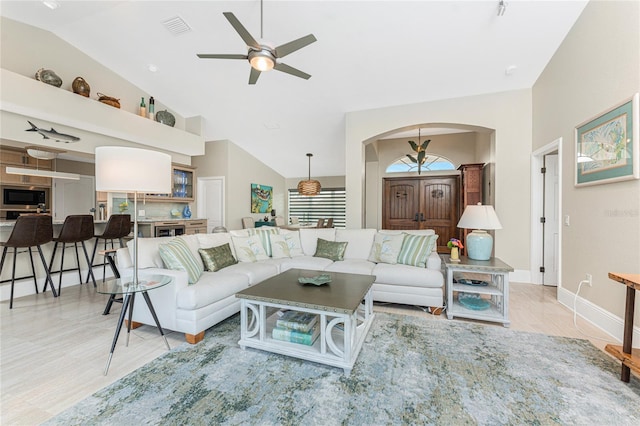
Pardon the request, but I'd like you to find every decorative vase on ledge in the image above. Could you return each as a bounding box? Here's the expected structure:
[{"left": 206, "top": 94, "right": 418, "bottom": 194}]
[{"left": 182, "top": 205, "right": 192, "bottom": 219}]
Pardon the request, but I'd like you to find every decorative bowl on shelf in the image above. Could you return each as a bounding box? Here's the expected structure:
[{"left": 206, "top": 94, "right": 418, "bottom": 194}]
[
  {"left": 155, "top": 110, "right": 175, "bottom": 127},
  {"left": 170, "top": 209, "right": 181, "bottom": 218}
]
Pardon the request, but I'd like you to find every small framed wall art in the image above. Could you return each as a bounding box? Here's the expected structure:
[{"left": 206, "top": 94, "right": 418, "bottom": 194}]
[
  {"left": 575, "top": 93, "right": 639, "bottom": 187},
  {"left": 251, "top": 183, "right": 273, "bottom": 213}
]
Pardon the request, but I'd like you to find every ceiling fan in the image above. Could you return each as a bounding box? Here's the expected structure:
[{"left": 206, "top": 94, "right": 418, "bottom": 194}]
[{"left": 197, "top": 0, "right": 316, "bottom": 85}]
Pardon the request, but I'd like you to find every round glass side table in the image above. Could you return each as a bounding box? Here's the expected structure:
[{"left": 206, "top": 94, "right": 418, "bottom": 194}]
[{"left": 97, "top": 274, "right": 173, "bottom": 375}]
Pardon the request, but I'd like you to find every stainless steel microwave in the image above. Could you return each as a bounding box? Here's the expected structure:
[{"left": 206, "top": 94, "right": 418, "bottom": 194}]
[{"left": 1, "top": 187, "right": 49, "bottom": 209}]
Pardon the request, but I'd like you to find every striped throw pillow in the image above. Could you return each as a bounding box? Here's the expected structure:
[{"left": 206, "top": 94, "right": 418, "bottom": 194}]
[
  {"left": 397, "top": 234, "right": 436, "bottom": 268},
  {"left": 248, "top": 227, "right": 278, "bottom": 257},
  {"left": 158, "top": 238, "right": 203, "bottom": 284}
]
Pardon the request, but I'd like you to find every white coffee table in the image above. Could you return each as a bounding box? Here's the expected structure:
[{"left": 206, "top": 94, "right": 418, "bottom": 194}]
[{"left": 236, "top": 269, "right": 375, "bottom": 374}]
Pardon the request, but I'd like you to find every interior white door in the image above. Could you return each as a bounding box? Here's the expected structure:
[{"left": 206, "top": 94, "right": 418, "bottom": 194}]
[
  {"left": 543, "top": 154, "right": 559, "bottom": 286},
  {"left": 197, "top": 176, "right": 225, "bottom": 231},
  {"left": 53, "top": 176, "right": 95, "bottom": 220}
]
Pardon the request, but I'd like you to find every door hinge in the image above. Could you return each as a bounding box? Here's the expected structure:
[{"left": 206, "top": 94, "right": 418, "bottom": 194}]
[
  {"left": 541, "top": 167, "right": 547, "bottom": 173},
  {"left": 540, "top": 266, "right": 546, "bottom": 273},
  {"left": 540, "top": 217, "right": 546, "bottom": 223}
]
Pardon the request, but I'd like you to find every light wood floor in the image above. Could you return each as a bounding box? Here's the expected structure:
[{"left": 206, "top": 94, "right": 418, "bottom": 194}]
[{"left": 1, "top": 281, "right": 615, "bottom": 425}]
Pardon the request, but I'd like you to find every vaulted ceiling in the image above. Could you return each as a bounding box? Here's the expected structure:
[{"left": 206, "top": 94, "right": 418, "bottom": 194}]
[{"left": 0, "top": 1, "right": 588, "bottom": 177}]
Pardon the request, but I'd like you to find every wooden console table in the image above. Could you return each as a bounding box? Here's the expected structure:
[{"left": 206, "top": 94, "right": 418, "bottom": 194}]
[{"left": 604, "top": 272, "right": 640, "bottom": 382}]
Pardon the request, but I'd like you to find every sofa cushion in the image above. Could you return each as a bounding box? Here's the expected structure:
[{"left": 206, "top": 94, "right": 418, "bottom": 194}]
[
  {"left": 314, "top": 238, "right": 348, "bottom": 261},
  {"left": 158, "top": 238, "right": 203, "bottom": 284},
  {"left": 127, "top": 237, "right": 172, "bottom": 269},
  {"left": 372, "top": 262, "right": 444, "bottom": 288},
  {"left": 397, "top": 234, "right": 438, "bottom": 268},
  {"left": 198, "top": 243, "right": 238, "bottom": 272},
  {"left": 248, "top": 227, "right": 278, "bottom": 257},
  {"left": 176, "top": 271, "right": 250, "bottom": 310},
  {"left": 178, "top": 234, "right": 204, "bottom": 270},
  {"left": 299, "top": 228, "right": 336, "bottom": 256},
  {"left": 270, "top": 233, "right": 303, "bottom": 258},
  {"left": 335, "top": 229, "right": 377, "bottom": 260},
  {"left": 232, "top": 235, "right": 269, "bottom": 262},
  {"left": 277, "top": 255, "right": 334, "bottom": 272},
  {"left": 325, "top": 259, "right": 376, "bottom": 275},
  {"left": 196, "top": 233, "right": 236, "bottom": 258},
  {"left": 224, "top": 261, "right": 279, "bottom": 285},
  {"left": 368, "top": 232, "right": 406, "bottom": 264}
]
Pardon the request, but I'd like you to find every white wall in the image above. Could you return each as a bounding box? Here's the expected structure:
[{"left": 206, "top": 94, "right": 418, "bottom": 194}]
[
  {"left": 533, "top": 0, "right": 640, "bottom": 324},
  {"left": 346, "top": 89, "right": 533, "bottom": 274}
]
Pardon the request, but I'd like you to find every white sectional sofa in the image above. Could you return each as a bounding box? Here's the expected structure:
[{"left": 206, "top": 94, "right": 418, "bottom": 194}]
[{"left": 115, "top": 227, "right": 444, "bottom": 343}]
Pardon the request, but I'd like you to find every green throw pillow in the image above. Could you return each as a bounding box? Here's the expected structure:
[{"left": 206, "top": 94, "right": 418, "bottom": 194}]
[
  {"left": 158, "top": 238, "right": 203, "bottom": 284},
  {"left": 397, "top": 234, "right": 436, "bottom": 268},
  {"left": 314, "top": 238, "right": 348, "bottom": 261},
  {"left": 198, "top": 243, "right": 238, "bottom": 272}
]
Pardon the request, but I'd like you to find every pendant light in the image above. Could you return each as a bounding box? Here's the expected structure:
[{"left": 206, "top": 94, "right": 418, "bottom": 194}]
[{"left": 297, "top": 153, "right": 321, "bottom": 196}]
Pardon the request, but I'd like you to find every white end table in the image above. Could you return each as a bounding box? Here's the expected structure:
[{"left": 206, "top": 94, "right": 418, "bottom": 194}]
[{"left": 444, "top": 256, "right": 513, "bottom": 327}]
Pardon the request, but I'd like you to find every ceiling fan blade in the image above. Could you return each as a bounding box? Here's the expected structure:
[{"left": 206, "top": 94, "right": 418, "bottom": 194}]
[
  {"left": 249, "top": 68, "right": 261, "bottom": 85},
  {"left": 274, "top": 34, "right": 317, "bottom": 58},
  {"left": 197, "top": 54, "right": 248, "bottom": 60},
  {"left": 223, "top": 12, "right": 260, "bottom": 50},
  {"left": 273, "top": 62, "right": 311, "bottom": 80}
]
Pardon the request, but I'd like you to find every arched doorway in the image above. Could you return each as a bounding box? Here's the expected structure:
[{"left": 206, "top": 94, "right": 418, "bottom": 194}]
[{"left": 363, "top": 123, "right": 495, "bottom": 249}]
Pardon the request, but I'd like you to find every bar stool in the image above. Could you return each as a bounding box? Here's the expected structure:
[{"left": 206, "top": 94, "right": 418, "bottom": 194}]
[
  {"left": 85, "top": 214, "right": 131, "bottom": 283},
  {"left": 45, "top": 215, "right": 96, "bottom": 295},
  {"left": 0, "top": 214, "right": 57, "bottom": 309}
]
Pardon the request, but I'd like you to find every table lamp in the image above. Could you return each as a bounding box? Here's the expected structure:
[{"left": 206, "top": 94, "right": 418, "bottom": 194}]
[
  {"left": 95, "top": 146, "right": 171, "bottom": 286},
  {"left": 457, "top": 203, "right": 502, "bottom": 261}
]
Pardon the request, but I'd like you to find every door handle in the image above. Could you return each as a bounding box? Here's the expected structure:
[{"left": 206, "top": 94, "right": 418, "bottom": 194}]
[
  {"left": 414, "top": 213, "right": 419, "bottom": 222},
  {"left": 420, "top": 213, "right": 425, "bottom": 222}
]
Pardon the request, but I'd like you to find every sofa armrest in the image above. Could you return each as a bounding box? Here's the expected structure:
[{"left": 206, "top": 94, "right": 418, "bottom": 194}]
[
  {"left": 116, "top": 247, "right": 133, "bottom": 270},
  {"left": 426, "top": 251, "right": 441, "bottom": 270}
]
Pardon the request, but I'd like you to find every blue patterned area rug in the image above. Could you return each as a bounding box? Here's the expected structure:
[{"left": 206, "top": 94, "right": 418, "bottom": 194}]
[{"left": 46, "top": 313, "right": 640, "bottom": 425}]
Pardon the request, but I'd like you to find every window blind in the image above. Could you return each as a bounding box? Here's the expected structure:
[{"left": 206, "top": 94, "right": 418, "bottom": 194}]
[{"left": 288, "top": 187, "right": 346, "bottom": 228}]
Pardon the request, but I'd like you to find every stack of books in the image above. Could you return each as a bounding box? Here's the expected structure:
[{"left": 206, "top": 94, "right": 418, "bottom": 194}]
[{"left": 272, "top": 311, "right": 319, "bottom": 346}]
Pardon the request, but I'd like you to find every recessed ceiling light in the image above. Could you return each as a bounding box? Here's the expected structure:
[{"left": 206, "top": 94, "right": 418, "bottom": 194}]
[
  {"left": 147, "top": 64, "right": 158, "bottom": 73},
  {"left": 42, "top": 1, "right": 60, "bottom": 10}
]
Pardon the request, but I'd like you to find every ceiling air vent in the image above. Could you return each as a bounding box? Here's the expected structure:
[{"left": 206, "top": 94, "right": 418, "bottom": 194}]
[{"left": 162, "top": 16, "right": 192, "bottom": 36}]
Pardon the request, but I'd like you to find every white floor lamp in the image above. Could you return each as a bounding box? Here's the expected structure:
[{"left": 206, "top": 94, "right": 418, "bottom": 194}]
[{"left": 95, "top": 146, "right": 171, "bottom": 286}]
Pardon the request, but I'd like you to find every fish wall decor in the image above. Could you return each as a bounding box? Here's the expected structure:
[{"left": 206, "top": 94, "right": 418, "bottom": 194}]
[{"left": 25, "top": 121, "right": 80, "bottom": 143}]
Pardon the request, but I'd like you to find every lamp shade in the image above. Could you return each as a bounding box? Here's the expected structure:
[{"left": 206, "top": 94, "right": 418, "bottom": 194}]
[
  {"left": 457, "top": 203, "right": 502, "bottom": 261},
  {"left": 457, "top": 203, "right": 502, "bottom": 230},
  {"left": 297, "top": 179, "right": 321, "bottom": 196},
  {"left": 95, "top": 146, "right": 171, "bottom": 193}
]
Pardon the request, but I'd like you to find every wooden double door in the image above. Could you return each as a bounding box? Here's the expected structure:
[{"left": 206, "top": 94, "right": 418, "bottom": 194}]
[{"left": 382, "top": 176, "right": 458, "bottom": 253}]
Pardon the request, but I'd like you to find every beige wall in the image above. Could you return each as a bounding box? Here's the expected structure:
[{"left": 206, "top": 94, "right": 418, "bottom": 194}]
[
  {"left": 346, "top": 89, "right": 533, "bottom": 276},
  {"left": 533, "top": 0, "right": 640, "bottom": 323},
  {"left": 193, "top": 140, "right": 286, "bottom": 230}
]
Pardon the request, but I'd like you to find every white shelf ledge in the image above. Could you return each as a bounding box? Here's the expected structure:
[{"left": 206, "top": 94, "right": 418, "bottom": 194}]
[{"left": 0, "top": 68, "right": 204, "bottom": 157}]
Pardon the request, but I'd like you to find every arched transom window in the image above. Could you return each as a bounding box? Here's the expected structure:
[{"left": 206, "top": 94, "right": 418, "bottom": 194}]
[{"left": 386, "top": 154, "right": 456, "bottom": 173}]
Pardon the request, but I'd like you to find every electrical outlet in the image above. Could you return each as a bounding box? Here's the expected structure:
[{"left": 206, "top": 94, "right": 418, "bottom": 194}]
[{"left": 586, "top": 273, "right": 593, "bottom": 287}]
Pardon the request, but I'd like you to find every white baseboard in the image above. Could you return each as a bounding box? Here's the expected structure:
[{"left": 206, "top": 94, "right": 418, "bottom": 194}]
[
  {"left": 510, "top": 269, "right": 531, "bottom": 284},
  {"left": 558, "top": 286, "right": 640, "bottom": 348}
]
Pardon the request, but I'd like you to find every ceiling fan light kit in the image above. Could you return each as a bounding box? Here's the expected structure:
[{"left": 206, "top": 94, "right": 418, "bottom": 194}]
[
  {"left": 298, "top": 153, "right": 321, "bottom": 196},
  {"left": 248, "top": 49, "right": 275, "bottom": 71}
]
